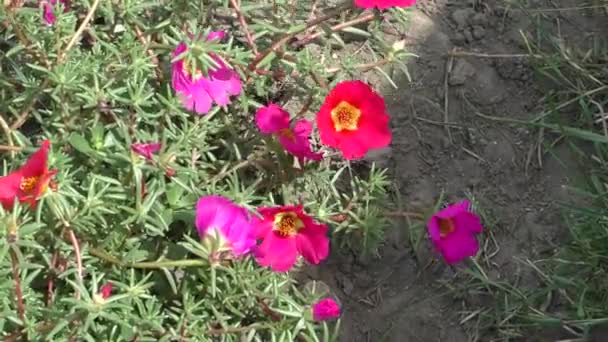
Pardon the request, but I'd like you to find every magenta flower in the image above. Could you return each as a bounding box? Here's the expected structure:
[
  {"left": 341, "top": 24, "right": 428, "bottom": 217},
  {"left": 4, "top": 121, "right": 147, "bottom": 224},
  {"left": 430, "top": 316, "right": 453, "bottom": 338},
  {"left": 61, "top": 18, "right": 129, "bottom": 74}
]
[
  {"left": 254, "top": 205, "right": 329, "bottom": 272},
  {"left": 195, "top": 195, "right": 256, "bottom": 257},
  {"left": 427, "top": 200, "right": 483, "bottom": 264},
  {"left": 41, "top": 0, "right": 67, "bottom": 25},
  {"left": 171, "top": 32, "right": 242, "bottom": 115},
  {"left": 255, "top": 104, "right": 323, "bottom": 162},
  {"left": 312, "top": 298, "right": 341, "bottom": 321},
  {"left": 99, "top": 283, "right": 113, "bottom": 299},
  {"left": 131, "top": 143, "right": 161, "bottom": 160}
]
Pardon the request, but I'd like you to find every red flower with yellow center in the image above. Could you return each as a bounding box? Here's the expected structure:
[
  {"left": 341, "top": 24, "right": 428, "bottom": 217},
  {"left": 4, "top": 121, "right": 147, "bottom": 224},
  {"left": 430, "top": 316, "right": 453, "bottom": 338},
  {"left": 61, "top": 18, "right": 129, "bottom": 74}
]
[
  {"left": 254, "top": 205, "right": 329, "bottom": 272},
  {"left": 316, "top": 80, "right": 391, "bottom": 160},
  {"left": 0, "top": 140, "right": 57, "bottom": 211}
]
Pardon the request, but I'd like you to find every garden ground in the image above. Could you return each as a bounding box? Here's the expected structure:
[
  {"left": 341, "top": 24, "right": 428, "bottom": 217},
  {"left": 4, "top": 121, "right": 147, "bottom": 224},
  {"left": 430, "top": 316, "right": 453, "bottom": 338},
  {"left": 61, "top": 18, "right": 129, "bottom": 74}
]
[{"left": 301, "top": 1, "right": 608, "bottom": 341}]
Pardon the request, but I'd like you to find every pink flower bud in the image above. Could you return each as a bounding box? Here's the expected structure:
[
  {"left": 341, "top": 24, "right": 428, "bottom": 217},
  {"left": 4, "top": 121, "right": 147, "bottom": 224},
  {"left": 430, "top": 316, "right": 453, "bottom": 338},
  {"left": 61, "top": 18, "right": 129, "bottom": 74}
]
[
  {"left": 312, "top": 298, "right": 341, "bottom": 321},
  {"left": 100, "top": 283, "right": 113, "bottom": 299}
]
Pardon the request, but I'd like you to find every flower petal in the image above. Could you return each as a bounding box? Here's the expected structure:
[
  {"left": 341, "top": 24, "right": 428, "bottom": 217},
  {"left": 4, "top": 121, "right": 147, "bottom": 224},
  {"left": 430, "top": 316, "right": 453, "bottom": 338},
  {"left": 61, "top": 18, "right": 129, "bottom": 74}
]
[
  {"left": 0, "top": 173, "right": 22, "bottom": 211},
  {"left": 195, "top": 196, "right": 238, "bottom": 237},
  {"left": 455, "top": 211, "right": 483, "bottom": 234},
  {"left": 296, "top": 221, "right": 329, "bottom": 265},
  {"left": 256, "top": 104, "right": 290, "bottom": 134},
  {"left": 255, "top": 234, "right": 298, "bottom": 272},
  {"left": 435, "top": 200, "right": 470, "bottom": 220},
  {"left": 19, "top": 139, "right": 50, "bottom": 177},
  {"left": 437, "top": 229, "right": 479, "bottom": 264}
]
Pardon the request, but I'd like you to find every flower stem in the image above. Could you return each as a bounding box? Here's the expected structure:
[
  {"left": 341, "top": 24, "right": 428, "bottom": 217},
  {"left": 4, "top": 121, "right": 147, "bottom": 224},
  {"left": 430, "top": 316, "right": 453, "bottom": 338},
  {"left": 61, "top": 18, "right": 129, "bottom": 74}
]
[
  {"left": 46, "top": 250, "right": 59, "bottom": 306},
  {"left": 229, "top": 0, "right": 258, "bottom": 55},
  {"left": 247, "top": 0, "right": 353, "bottom": 72},
  {"left": 58, "top": 0, "right": 101, "bottom": 63},
  {"left": 9, "top": 247, "right": 26, "bottom": 326},
  {"left": 207, "top": 323, "right": 269, "bottom": 336},
  {"left": 292, "top": 13, "right": 377, "bottom": 47},
  {"left": 67, "top": 229, "right": 83, "bottom": 300},
  {"left": 89, "top": 247, "right": 207, "bottom": 269},
  {"left": 0, "top": 115, "right": 16, "bottom": 159}
]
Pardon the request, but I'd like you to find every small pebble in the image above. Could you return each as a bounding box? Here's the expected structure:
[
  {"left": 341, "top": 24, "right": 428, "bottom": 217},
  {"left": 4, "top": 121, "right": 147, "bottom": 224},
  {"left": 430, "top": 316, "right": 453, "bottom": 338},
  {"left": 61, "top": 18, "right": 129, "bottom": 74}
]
[
  {"left": 472, "top": 26, "right": 486, "bottom": 40},
  {"left": 463, "top": 29, "right": 474, "bottom": 43}
]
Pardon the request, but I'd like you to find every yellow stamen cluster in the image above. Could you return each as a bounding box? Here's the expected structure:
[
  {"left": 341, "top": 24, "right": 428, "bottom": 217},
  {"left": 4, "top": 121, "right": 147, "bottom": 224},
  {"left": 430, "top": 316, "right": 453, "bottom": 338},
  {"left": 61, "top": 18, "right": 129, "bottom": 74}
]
[
  {"left": 20, "top": 176, "right": 40, "bottom": 192},
  {"left": 330, "top": 101, "right": 361, "bottom": 132},
  {"left": 273, "top": 212, "right": 304, "bottom": 237}
]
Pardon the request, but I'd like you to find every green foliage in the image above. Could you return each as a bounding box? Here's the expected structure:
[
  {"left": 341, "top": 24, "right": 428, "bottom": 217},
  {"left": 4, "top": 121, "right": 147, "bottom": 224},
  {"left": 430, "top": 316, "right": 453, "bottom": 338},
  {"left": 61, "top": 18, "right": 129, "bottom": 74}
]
[{"left": 0, "top": 0, "right": 413, "bottom": 340}]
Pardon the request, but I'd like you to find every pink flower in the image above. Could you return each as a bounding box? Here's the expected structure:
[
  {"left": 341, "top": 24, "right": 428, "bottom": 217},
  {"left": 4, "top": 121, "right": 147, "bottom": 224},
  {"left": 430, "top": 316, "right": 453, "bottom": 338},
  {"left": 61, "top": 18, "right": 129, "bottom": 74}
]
[
  {"left": 354, "top": 0, "right": 416, "bottom": 9},
  {"left": 427, "top": 200, "right": 483, "bottom": 264},
  {"left": 99, "top": 283, "right": 113, "bottom": 299},
  {"left": 312, "top": 298, "right": 341, "bottom": 321},
  {"left": 171, "top": 32, "right": 242, "bottom": 115},
  {"left": 131, "top": 143, "right": 161, "bottom": 160},
  {"left": 254, "top": 205, "right": 329, "bottom": 272},
  {"left": 41, "top": 0, "right": 67, "bottom": 25},
  {"left": 255, "top": 104, "right": 323, "bottom": 162},
  {"left": 195, "top": 195, "right": 256, "bottom": 257}
]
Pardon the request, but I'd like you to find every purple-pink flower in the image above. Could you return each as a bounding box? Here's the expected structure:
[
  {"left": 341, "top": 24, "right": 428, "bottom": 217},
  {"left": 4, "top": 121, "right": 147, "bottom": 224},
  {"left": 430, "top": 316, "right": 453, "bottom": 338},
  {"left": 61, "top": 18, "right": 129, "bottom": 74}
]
[
  {"left": 312, "top": 298, "right": 341, "bottom": 321},
  {"left": 255, "top": 104, "right": 323, "bottom": 162},
  {"left": 171, "top": 32, "right": 242, "bottom": 115},
  {"left": 427, "top": 200, "right": 483, "bottom": 264},
  {"left": 41, "top": 0, "right": 67, "bottom": 26},
  {"left": 195, "top": 195, "right": 256, "bottom": 257},
  {"left": 131, "top": 143, "right": 161, "bottom": 161}
]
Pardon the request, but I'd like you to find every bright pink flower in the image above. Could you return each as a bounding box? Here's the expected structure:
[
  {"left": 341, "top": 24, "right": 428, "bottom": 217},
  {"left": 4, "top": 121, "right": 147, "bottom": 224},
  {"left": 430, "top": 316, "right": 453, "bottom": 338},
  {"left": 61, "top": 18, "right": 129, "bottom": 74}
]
[
  {"left": 41, "top": 0, "right": 67, "bottom": 25},
  {"left": 255, "top": 104, "right": 323, "bottom": 162},
  {"left": 171, "top": 32, "right": 241, "bottom": 115},
  {"left": 312, "top": 298, "right": 341, "bottom": 321},
  {"left": 195, "top": 195, "right": 256, "bottom": 257},
  {"left": 99, "top": 283, "right": 113, "bottom": 299},
  {"left": 131, "top": 143, "right": 161, "bottom": 161},
  {"left": 254, "top": 205, "right": 329, "bottom": 272},
  {"left": 427, "top": 200, "right": 483, "bottom": 264},
  {"left": 354, "top": 0, "right": 416, "bottom": 9}
]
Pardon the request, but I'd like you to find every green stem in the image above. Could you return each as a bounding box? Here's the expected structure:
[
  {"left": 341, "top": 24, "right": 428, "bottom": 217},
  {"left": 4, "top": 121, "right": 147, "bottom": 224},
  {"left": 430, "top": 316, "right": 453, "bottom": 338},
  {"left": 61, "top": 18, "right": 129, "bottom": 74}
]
[
  {"left": 89, "top": 247, "right": 207, "bottom": 269},
  {"left": 131, "top": 259, "right": 207, "bottom": 269}
]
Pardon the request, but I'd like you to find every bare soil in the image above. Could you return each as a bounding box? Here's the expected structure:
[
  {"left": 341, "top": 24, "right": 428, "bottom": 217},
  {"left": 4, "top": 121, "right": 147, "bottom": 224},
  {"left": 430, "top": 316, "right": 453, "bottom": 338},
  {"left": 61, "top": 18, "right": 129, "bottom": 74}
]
[{"left": 302, "top": 1, "right": 608, "bottom": 341}]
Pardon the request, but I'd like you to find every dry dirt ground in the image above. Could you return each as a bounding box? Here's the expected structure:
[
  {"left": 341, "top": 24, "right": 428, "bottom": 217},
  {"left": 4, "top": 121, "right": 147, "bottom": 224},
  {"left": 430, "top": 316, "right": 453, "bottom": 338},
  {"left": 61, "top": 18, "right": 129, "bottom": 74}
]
[{"left": 302, "top": 1, "right": 608, "bottom": 341}]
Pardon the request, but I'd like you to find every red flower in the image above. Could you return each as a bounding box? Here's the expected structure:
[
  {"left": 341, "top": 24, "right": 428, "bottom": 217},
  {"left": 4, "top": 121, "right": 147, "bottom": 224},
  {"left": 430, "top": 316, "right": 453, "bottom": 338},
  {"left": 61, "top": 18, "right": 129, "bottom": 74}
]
[
  {"left": 354, "top": 0, "right": 416, "bottom": 9},
  {"left": 0, "top": 140, "right": 57, "bottom": 211},
  {"left": 316, "top": 81, "right": 391, "bottom": 160},
  {"left": 254, "top": 205, "right": 329, "bottom": 272}
]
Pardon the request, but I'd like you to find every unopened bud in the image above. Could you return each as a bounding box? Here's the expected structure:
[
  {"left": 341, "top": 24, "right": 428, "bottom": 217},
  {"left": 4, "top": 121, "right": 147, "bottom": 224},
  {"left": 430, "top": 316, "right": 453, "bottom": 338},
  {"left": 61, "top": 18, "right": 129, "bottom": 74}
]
[{"left": 392, "top": 40, "right": 406, "bottom": 52}]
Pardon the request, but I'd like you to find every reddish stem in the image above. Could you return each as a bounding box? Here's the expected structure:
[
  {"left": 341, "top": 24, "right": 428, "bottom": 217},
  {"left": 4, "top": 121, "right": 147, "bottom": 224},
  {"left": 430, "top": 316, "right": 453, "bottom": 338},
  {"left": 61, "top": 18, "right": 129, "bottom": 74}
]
[
  {"left": 46, "top": 251, "right": 59, "bottom": 306},
  {"left": 67, "top": 229, "right": 83, "bottom": 299},
  {"left": 133, "top": 25, "right": 164, "bottom": 83},
  {"left": 247, "top": 1, "right": 353, "bottom": 72},
  {"left": 258, "top": 299, "right": 282, "bottom": 321},
  {"left": 10, "top": 248, "right": 26, "bottom": 325},
  {"left": 292, "top": 13, "right": 377, "bottom": 47},
  {"left": 229, "top": 0, "right": 258, "bottom": 55}
]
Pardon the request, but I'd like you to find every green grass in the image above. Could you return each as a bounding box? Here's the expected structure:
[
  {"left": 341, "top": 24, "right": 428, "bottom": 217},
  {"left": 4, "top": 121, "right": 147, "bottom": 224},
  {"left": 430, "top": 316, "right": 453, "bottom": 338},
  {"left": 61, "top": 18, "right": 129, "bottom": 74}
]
[{"left": 452, "top": 1, "right": 608, "bottom": 341}]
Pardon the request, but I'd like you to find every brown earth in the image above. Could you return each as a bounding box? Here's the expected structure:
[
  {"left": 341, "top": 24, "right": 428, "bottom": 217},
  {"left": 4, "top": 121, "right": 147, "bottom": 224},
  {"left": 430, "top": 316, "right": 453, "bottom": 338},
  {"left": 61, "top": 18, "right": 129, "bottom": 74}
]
[{"left": 302, "top": 1, "right": 608, "bottom": 341}]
